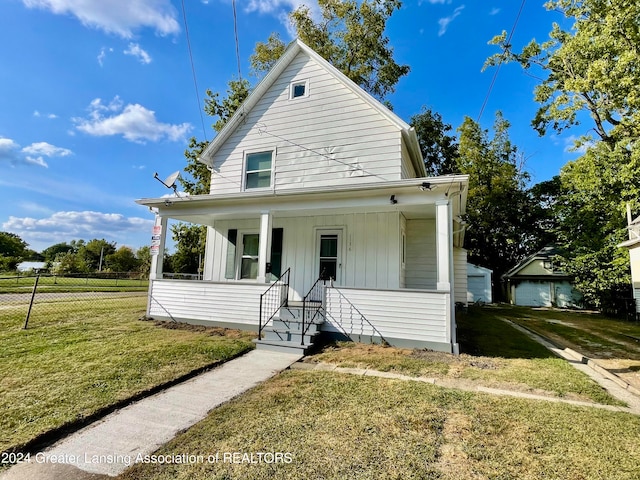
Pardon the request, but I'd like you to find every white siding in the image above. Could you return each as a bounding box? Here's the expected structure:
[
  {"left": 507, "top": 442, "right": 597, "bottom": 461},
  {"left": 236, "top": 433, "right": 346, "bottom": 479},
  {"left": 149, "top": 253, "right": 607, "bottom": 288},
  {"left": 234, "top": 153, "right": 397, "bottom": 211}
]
[
  {"left": 405, "top": 219, "right": 437, "bottom": 289},
  {"left": 324, "top": 287, "right": 450, "bottom": 345},
  {"left": 148, "top": 280, "right": 266, "bottom": 328},
  {"left": 400, "top": 140, "right": 416, "bottom": 179},
  {"left": 209, "top": 51, "right": 403, "bottom": 194},
  {"left": 208, "top": 212, "right": 402, "bottom": 299},
  {"left": 453, "top": 248, "right": 467, "bottom": 304}
]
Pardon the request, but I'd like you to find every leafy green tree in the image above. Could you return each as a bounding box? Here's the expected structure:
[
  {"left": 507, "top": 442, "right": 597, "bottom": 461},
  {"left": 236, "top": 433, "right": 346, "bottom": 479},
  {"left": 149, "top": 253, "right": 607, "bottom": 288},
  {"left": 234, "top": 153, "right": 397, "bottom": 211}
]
[
  {"left": 170, "top": 224, "right": 206, "bottom": 275},
  {"left": 0, "top": 232, "right": 29, "bottom": 271},
  {"left": 52, "top": 251, "right": 90, "bottom": 274},
  {"left": 487, "top": 0, "right": 640, "bottom": 307},
  {"left": 80, "top": 239, "right": 117, "bottom": 271},
  {"left": 457, "top": 113, "right": 544, "bottom": 299},
  {"left": 136, "top": 246, "right": 152, "bottom": 277},
  {"left": 251, "top": 0, "right": 409, "bottom": 100},
  {"left": 105, "top": 246, "right": 140, "bottom": 272},
  {"left": 42, "top": 242, "right": 74, "bottom": 262},
  {"left": 409, "top": 107, "right": 459, "bottom": 176}
]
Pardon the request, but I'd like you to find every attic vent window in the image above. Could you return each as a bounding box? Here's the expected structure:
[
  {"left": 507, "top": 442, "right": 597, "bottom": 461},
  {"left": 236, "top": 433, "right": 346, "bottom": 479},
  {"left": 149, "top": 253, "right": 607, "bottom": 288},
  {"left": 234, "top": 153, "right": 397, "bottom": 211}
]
[{"left": 290, "top": 80, "right": 308, "bottom": 99}]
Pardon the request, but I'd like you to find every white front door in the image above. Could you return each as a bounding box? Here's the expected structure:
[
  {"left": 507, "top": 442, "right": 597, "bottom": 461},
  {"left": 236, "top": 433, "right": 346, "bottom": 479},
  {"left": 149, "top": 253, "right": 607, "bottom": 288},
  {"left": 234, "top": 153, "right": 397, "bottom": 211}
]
[{"left": 317, "top": 230, "right": 342, "bottom": 283}]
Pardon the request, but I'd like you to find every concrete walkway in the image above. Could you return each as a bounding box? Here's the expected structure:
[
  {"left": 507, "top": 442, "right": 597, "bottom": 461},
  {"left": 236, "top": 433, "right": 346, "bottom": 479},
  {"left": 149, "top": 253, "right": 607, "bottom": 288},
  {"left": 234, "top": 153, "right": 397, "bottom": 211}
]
[{"left": 1, "top": 350, "right": 302, "bottom": 480}]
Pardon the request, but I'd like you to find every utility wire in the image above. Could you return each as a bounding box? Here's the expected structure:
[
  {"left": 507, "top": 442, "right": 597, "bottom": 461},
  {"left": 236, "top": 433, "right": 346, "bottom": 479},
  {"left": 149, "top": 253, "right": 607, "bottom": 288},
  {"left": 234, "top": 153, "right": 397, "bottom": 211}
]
[
  {"left": 181, "top": 0, "right": 208, "bottom": 141},
  {"left": 477, "top": 0, "right": 527, "bottom": 123},
  {"left": 232, "top": 0, "right": 242, "bottom": 81}
]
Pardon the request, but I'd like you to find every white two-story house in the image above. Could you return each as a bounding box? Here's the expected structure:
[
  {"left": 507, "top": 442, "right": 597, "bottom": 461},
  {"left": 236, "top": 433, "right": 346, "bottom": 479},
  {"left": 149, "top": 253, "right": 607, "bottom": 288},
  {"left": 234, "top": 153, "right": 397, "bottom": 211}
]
[{"left": 137, "top": 39, "right": 469, "bottom": 354}]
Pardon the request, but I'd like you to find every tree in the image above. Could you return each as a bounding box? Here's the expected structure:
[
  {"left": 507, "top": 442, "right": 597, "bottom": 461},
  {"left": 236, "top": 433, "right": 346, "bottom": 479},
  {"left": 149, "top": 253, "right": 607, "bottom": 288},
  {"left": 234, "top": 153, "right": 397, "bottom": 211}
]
[
  {"left": 80, "top": 239, "right": 117, "bottom": 271},
  {"left": 486, "top": 0, "right": 640, "bottom": 147},
  {"left": 136, "top": 246, "right": 152, "bottom": 277},
  {"left": 487, "top": 0, "right": 640, "bottom": 307},
  {"left": 0, "top": 232, "right": 29, "bottom": 271},
  {"left": 553, "top": 142, "right": 639, "bottom": 307},
  {"left": 250, "top": 0, "right": 409, "bottom": 100},
  {"left": 170, "top": 224, "right": 206, "bottom": 275},
  {"left": 42, "top": 242, "right": 74, "bottom": 262},
  {"left": 457, "top": 113, "right": 544, "bottom": 299},
  {"left": 105, "top": 246, "right": 140, "bottom": 272},
  {"left": 409, "top": 107, "right": 459, "bottom": 176}
]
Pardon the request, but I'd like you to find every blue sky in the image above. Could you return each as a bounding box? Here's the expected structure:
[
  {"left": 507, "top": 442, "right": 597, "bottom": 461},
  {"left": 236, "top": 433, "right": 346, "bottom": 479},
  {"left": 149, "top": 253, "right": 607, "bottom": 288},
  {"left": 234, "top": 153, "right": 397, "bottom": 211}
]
[{"left": 0, "top": 0, "right": 582, "bottom": 253}]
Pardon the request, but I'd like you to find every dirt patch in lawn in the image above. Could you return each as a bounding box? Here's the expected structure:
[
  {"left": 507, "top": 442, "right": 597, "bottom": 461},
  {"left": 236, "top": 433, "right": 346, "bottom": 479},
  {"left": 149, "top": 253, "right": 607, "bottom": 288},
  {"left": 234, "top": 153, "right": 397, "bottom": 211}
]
[
  {"left": 304, "top": 342, "right": 620, "bottom": 405},
  {"left": 150, "top": 320, "right": 254, "bottom": 339}
]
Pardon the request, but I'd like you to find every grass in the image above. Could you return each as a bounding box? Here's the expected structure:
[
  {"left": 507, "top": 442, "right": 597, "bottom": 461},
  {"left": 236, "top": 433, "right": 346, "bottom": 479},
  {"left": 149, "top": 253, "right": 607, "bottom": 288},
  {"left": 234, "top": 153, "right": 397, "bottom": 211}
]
[
  {"left": 303, "top": 306, "right": 621, "bottom": 405},
  {"left": 117, "top": 371, "right": 640, "bottom": 480},
  {"left": 0, "top": 297, "right": 255, "bottom": 453},
  {"left": 0, "top": 275, "right": 148, "bottom": 293},
  {"left": 492, "top": 305, "right": 640, "bottom": 360}
]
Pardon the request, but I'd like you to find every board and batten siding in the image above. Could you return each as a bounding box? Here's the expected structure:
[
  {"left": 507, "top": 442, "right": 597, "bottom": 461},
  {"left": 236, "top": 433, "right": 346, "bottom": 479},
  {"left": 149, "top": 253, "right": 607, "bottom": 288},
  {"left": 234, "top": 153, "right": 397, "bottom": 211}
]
[
  {"left": 209, "top": 51, "right": 403, "bottom": 194},
  {"left": 324, "top": 287, "right": 451, "bottom": 350},
  {"left": 148, "top": 280, "right": 266, "bottom": 328},
  {"left": 206, "top": 212, "right": 402, "bottom": 299},
  {"left": 405, "top": 219, "right": 437, "bottom": 289}
]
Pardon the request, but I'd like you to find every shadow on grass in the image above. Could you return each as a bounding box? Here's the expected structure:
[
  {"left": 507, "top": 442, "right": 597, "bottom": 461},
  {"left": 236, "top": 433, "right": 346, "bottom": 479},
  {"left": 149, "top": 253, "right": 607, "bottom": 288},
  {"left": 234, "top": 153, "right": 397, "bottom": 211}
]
[{"left": 457, "top": 305, "right": 556, "bottom": 359}]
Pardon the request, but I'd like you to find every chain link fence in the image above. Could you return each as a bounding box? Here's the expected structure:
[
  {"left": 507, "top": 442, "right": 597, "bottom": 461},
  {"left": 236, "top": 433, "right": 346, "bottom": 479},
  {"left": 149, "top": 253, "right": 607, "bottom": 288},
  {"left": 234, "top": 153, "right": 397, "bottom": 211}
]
[{"left": 0, "top": 273, "right": 148, "bottom": 329}]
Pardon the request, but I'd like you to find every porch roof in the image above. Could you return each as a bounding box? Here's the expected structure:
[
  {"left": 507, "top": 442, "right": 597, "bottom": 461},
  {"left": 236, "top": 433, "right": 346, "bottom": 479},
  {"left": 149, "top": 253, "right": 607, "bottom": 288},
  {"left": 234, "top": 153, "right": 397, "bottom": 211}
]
[{"left": 137, "top": 175, "right": 468, "bottom": 226}]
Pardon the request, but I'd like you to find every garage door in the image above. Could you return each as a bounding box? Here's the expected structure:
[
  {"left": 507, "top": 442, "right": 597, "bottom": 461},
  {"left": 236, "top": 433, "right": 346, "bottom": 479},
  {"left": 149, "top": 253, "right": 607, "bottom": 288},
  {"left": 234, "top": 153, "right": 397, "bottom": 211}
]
[
  {"left": 554, "top": 281, "right": 581, "bottom": 307},
  {"left": 468, "top": 275, "right": 487, "bottom": 302},
  {"left": 515, "top": 281, "right": 551, "bottom": 307}
]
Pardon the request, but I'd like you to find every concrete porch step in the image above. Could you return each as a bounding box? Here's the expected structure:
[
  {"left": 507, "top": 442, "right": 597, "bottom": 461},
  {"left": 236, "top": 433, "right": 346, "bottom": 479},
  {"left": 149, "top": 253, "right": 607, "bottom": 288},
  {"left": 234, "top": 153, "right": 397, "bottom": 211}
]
[
  {"left": 253, "top": 339, "right": 313, "bottom": 354},
  {"left": 263, "top": 327, "right": 318, "bottom": 344}
]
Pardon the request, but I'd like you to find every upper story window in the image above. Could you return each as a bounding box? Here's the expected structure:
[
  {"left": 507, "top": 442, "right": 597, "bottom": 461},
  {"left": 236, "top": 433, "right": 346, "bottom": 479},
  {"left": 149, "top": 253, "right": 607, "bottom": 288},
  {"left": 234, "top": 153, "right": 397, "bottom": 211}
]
[
  {"left": 245, "top": 150, "right": 273, "bottom": 190},
  {"left": 290, "top": 79, "right": 309, "bottom": 99}
]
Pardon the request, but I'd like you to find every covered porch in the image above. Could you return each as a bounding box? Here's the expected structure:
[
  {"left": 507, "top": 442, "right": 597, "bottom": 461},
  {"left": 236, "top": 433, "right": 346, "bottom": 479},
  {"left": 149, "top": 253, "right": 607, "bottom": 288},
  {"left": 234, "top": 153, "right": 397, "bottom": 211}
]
[{"left": 138, "top": 176, "right": 467, "bottom": 353}]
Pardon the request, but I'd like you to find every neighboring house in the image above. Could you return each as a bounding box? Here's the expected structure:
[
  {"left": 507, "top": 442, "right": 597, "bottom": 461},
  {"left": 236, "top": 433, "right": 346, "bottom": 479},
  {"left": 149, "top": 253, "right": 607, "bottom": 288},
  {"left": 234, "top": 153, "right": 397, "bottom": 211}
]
[
  {"left": 618, "top": 208, "right": 640, "bottom": 315},
  {"left": 137, "top": 39, "right": 469, "bottom": 354},
  {"left": 467, "top": 263, "right": 492, "bottom": 304},
  {"left": 16, "top": 261, "right": 47, "bottom": 273},
  {"left": 503, "top": 246, "right": 582, "bottom": 308}
]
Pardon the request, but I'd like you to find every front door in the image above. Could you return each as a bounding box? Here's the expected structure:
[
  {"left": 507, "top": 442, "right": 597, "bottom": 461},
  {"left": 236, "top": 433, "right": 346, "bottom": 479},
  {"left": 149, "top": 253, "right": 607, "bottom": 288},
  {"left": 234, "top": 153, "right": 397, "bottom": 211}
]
[{"left": 317, "top": 230, "right": 342, "bottom": 283}]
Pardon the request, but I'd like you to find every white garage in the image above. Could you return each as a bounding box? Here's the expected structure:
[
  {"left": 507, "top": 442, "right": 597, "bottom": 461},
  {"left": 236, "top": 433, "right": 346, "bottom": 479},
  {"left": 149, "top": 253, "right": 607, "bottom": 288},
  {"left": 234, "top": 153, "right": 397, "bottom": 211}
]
[
  {"left": 504, "top": 246, "right": 582, "bottom": 308},
  {"left": 467, "top": 263, "right": 492, "bottom": 304}
]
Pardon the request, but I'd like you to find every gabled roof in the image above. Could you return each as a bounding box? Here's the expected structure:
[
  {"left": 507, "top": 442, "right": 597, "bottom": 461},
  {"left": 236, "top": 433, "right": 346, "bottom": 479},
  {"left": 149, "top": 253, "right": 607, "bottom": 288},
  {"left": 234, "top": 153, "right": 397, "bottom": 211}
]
[
  {"left": 198, "top": 38, "right": 426, "bottom": 177},
  {"left": 503, "top": 245, "right": 569, "bottom": 280}
]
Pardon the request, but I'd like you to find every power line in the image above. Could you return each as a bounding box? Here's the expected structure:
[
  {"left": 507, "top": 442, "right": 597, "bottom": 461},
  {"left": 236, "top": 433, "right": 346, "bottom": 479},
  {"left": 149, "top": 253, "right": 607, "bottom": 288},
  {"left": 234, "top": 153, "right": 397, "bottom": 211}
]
[
  {"left": 181, "top": 0, "right": 208, "bottom": 141},
  {"left": 477, "top": 0, "right": 527, "bottom": 123},
  {"left": 232, "top": 0, "right": 242, "bottom": 81}
]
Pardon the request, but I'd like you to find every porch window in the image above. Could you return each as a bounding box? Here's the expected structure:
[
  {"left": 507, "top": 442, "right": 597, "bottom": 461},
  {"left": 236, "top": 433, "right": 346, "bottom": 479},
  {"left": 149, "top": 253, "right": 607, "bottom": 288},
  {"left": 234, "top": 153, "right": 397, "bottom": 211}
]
[
  {"left": 319, "top": 234, "right": 338, "bottom": 281},
  {"left": 245, "top": 151, "right": 273, "bottom": 190},
  {"left": 240, "top": 234, "right": 260, "bottom": 279}
]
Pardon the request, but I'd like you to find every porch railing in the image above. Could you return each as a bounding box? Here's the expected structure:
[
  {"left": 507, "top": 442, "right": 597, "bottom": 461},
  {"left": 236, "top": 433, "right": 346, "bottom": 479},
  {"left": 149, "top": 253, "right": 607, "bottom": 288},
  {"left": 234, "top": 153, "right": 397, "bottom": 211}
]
[
  {"left": 301, "top": 273, "right": 327, "bottom": 346},
  {"left": 325, "top": 286, "right": 389, "bottom": 345},
  {"left": 258, "top": 268, "right": 290, "bottom": 339}
]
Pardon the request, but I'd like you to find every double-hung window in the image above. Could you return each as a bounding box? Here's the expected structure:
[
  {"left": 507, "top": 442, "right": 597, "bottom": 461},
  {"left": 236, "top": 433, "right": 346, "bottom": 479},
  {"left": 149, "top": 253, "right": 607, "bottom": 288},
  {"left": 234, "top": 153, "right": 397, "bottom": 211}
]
[{"left": 245, "top": 151, "right": 273, "bottom": 190}]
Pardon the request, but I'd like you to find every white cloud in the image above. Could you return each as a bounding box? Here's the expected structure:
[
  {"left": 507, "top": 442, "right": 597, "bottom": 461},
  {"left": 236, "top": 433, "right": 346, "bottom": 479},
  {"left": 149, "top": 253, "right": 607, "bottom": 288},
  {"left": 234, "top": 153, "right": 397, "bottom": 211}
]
[
  {"left": 244, "top": 0, "right": 320, "bottom": 34},
  {"left": 124, "top": 43, "right": 152, "bottom": 64},
  {"left": 97, "top": 47, "right": 113, "bottom": 66},
  {"left": 4, "top": 211, "right": 154, "bottom": 248},
  {"left": 438, "top": 5, "right": 464, "bottom": 36},
  {"left": 0, "top": 137, "right": 71, "bottom": 168},
  {"left": 564, "top": 135, "right": 594, "bottom": 154},
  {"left": 0, "top": 137, "right": 21, "bottom": 161},
  {"left": 22, "top": 0, "right": 180, "bottom": 38},
  {"left": 22, "top": 142, "right": 73, "bottom": 158},
  {"left": 33, "top": 110, "right": 58, "bottom": 118},
  {"left": 489, "top": 7, "right": 500, "bottom": 15},
  {"left": 73, "top": 97, "right": 191, "bottom": 143}
]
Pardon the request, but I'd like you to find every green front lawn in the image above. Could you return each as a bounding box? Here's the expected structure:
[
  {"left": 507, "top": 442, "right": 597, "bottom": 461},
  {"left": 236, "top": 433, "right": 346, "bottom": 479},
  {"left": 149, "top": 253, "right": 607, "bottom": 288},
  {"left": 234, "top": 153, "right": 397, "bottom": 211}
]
[{"left": 1, "top": 297, "right": 254, "bottom": 453}]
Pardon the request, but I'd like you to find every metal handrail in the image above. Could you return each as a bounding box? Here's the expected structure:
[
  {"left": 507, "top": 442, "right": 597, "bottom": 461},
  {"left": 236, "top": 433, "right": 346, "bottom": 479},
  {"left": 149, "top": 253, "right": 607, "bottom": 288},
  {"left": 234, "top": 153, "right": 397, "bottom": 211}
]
[
  {"left": 326, "top": 285, "right": 389, "bottom": 345},
  {"left": 258, "top": 268, "right": 290, "bottom": 339},
  {"left": 301, "top": 272, "right": 327, "bottom": 346}
]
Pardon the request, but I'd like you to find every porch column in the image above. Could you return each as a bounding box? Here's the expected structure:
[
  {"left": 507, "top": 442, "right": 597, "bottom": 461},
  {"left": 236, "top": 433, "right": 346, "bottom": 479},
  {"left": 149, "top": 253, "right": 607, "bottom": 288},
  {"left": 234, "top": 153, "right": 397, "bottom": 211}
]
[
  {"left": 149, "top": 214, "right": 168, "bottom": 280},
  {"left": 435, "top": 200, "right": 453, "bottom": 291},
  {"left": 257, "top": 211, "right": 273, "bottom": 283}
]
